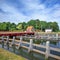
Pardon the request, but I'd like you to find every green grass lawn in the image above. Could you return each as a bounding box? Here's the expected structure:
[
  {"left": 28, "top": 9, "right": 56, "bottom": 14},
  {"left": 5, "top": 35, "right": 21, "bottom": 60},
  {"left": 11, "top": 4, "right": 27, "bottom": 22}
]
[{"left": 0, "top": 48, "right": 26, "bottom": 60}]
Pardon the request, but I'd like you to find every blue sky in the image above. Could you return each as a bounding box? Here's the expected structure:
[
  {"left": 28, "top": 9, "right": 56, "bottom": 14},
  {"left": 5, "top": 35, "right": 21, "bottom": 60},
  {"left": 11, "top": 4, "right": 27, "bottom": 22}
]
[{"left": 0, "top": 0, "right": 60, "bottom": 26}]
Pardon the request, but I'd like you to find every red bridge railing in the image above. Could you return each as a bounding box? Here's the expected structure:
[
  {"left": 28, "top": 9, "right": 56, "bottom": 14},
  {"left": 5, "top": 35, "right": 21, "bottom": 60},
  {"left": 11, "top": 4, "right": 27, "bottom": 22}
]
[{"left": 0, "top": 32, "right": 34, "bottom": 36}]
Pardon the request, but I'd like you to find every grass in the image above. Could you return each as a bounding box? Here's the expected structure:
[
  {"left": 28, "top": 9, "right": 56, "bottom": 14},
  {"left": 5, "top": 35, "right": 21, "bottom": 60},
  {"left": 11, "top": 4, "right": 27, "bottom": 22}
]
[{"left": 0, "top": 48, "right": 26, "bottom": 60}]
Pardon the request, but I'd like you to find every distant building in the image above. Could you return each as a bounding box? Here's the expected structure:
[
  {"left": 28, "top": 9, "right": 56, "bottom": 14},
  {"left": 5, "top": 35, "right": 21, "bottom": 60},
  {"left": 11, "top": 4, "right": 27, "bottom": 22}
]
[
  {"left": 26, "top": 26, "right": 35, "bottom": 32},
  {"left": 45, "top": 29, "right": 52, "bottom": 32}
]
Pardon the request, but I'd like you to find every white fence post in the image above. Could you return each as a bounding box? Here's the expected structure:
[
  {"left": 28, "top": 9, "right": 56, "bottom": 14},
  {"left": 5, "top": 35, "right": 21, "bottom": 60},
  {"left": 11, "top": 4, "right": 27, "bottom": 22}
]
[
  {"left": 56, "top": 34, "right": 58, "bottom": 40},
  {"left": 6, "top": 36, "right": 9, "bottom": 43},
  {"left": 18, "top": 36, "right": 22, "bottom": 49},
  {"left": 45, "top": 41, "right": 50, "bottom": 60},
  {"left": 6, "top": 36, "right": 9, "bottom": 49},
  {"left": 28, "top": 39, "right": 33, "bottom": 52},
  {"left": 2, "top": 36, "right": 4, "bottom": 41},
  {"left": 12, "top": 36, "right": 15, "bottom": 45},
  {"left": 2, "top": 36, "right": 4, "bottom": 48},
  {"left": 12, "top": 36, "right": 15, "bottom": 52}
]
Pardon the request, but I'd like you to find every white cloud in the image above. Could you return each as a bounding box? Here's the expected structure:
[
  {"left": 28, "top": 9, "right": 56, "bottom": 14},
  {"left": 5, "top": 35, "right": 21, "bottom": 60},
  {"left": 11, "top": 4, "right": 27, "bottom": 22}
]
[
  {"left": 0, "top": 0, "right": 60, "bottom": 27},
  {"left": 0, "top": 3, "right": 28, "bottom": 23},
  {"left": 24, "top": 3, "right": 60, "bottom": 26}
]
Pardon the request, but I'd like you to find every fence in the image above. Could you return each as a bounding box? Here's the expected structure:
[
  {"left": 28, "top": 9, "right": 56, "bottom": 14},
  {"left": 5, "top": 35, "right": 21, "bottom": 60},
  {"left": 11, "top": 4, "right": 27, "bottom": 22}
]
[
  {"left": 35, "top": 33, "right": 60, "bottom": 41},
  {"left": 0, "top": 35, "right": 60, "bottom": 60}
]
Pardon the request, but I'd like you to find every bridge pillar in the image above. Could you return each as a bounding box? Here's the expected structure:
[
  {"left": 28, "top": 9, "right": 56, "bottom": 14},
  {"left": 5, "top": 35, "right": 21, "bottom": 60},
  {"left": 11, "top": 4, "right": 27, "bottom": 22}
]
[
  {"left": 28, "top": 39, "right": 33, "bottom": 52},
  {"left": 45, "top": 41, "right": 50, "bottom": 60}
]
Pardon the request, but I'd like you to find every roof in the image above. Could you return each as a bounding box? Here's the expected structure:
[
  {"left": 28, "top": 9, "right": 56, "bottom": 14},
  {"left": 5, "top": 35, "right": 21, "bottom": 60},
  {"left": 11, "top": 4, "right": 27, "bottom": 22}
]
[
  {"left": 27, "top": 26, "right": 33, "bottom": 29},
  {"left": 26, "top": 26, "right": 34, "bottom": 32}
]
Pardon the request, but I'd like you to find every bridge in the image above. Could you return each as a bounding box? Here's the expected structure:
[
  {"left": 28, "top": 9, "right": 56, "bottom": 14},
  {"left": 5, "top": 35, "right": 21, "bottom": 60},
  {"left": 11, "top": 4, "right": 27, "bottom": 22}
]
[{"left": 0, "top": 32, "right": 60, "bottom": 60}]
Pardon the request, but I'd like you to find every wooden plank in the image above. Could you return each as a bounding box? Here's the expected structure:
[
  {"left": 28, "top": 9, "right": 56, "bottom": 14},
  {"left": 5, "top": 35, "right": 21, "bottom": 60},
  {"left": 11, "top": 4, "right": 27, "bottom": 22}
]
[
  {"left": 50, "top": 47, "right": 60, "bottom": 52},
  {"left": 49, "top": 54, "right": 60, "bottom": 60},
  {"left": 15, "top": 40, "right": 20, "bottom": 42},
  {"left": 33, "top": 49, "right": 45, "bottom": 55},
  {"left": 22, "top": 41, "right": 30, "bottom": 44},
  {"left": 1, "top": 38, "right": 12, "bottom": 41},
  {"left": 33, "top": 44, "right": 46, "bottom": 48},
  {"left": 22, "top": 46, "right": 29, "bottom": 49}
]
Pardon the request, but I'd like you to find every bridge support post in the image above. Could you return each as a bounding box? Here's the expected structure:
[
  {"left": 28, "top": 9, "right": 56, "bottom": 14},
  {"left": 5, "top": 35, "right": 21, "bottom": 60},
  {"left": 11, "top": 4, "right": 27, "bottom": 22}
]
[
  {"left": 2, "top": 36, "right": 4, "bottom": 48},
  {"left": 12, "top": 36, "right": 15, "bottom": 53},
  {"left": 28, "top": 39, "right": 33, "bottom": 52},
  {"left": 45, "top": 41, "right": 50, "bottom": 60},
  {"left": 6, "top": 36, "right": 9, "bottom": 50}
]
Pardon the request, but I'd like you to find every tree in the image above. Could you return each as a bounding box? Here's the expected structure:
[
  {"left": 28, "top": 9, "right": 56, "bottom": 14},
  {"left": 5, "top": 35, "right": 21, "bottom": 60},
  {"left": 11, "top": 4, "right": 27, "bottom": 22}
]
[
  {"left": 16, "top": 23, "right": 22, "bottom": 30},
  {"left": 47, "top": 22, "right": 59, "bottom": 32},
  {"left": 22, "top": 22, "right": 27, "bottom": 30},
  {"left": 10, "top": 23, "right": 16, "bottom": 31},
  {"left": 0, "top": 22, "right": 7, "bottom": 31},
  {"left": 27, "top": 19, "right": 40, "bottom": 30},
  {"left": 0, "top": 19, "right": 59, "bottom": 32},
  {"left": 40, "top": 21, "right": 47, "bottom": 31},
  {"left": 6, "top": 22, "right": 11, "bottom": 31},
  {"left": 51, "top": 22, "right": 59, "bottom": 32},
  {"left": 27, "top": 20, "right": 36, "bottom": 27},
  {"left": 35, "top": 19, "right": 40, "bottom": 29}
]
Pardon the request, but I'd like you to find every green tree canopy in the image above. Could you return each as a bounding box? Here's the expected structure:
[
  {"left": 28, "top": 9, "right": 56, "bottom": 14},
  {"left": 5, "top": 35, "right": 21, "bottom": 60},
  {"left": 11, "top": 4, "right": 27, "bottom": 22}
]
[{"left": 0, "top": 19, "right": 59, "bottom": 32}]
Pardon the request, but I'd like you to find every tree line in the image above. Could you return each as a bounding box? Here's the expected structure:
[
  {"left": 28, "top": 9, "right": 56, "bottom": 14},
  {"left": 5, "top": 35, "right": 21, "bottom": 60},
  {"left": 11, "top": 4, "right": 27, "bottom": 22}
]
[{"left": 0, "top": 19, "right": 59, "bottom": 32}]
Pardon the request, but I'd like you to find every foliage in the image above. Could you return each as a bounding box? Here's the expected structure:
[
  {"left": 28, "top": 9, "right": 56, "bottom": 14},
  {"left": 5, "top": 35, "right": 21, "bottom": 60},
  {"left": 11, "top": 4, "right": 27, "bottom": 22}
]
[
  {"left": 0, "top": 19, "right": 59, "bottom": 32},
  {"left": 0, "top": 22, "right": 16, "bottom": 31},
  {"left": 47, "top": 22, "right": 59, "bottom": 32},
  {"left": 27, "top": 19, "right": 59, "bottom": 32},
  {"left": 16, "top": 23, "right": 22, "bottom": 30}
]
